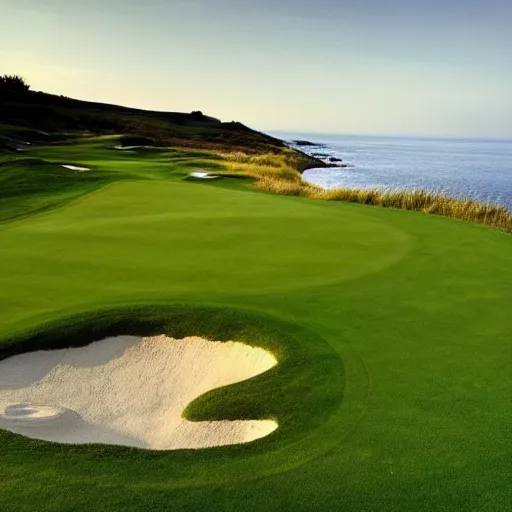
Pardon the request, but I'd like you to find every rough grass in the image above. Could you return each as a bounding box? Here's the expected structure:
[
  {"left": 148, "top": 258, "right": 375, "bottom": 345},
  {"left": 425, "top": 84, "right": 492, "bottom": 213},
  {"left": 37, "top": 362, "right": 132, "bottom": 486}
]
[{"left": 316, "top": 187, "right": 512, "bottom": 231}]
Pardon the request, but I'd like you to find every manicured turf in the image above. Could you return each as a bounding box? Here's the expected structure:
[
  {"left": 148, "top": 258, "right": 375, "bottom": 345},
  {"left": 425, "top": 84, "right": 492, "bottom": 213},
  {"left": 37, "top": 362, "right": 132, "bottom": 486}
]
[{"left": 0, "top": 139, "right": 511, "bottom": 511}]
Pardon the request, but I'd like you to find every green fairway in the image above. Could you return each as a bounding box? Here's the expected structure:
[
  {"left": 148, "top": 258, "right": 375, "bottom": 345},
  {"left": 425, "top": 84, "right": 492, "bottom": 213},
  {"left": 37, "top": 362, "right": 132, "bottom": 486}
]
[{"left": 0, "top": 140, "right": 511, "bottom": 511}]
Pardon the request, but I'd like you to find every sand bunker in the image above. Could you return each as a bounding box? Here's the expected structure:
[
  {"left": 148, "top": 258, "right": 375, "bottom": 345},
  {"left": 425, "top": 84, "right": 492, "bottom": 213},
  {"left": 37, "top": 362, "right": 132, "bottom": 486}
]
[
  {"left": 61, "top": 164, "right": 90, "bottom": 172},
  {"left": 0, "top": 335, "right": 278, "bottom": 450},
  {"left": 113, "top": 145, "right": 154, "bottom": 150},
  {"left": 189, "top": 171, "right": 220, "bottom": 179}
]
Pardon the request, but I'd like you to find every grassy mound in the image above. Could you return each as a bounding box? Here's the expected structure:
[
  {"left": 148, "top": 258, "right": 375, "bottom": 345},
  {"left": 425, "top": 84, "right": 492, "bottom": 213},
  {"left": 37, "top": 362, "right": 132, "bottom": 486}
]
[{"left": 0, "top": 157, "right": 107, "bottom": 222}]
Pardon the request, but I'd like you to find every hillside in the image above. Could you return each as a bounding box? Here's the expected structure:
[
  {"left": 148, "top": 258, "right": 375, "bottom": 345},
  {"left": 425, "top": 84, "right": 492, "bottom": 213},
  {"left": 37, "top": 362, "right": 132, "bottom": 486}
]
[{"left": 0, "top": 87, "right": 323, "bottom": 170}]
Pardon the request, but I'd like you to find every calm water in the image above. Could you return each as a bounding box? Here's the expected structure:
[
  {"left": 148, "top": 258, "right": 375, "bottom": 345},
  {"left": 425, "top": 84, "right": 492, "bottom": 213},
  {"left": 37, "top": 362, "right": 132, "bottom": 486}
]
[{"left": 272, "top": 132, "right": 512, "bottom": 211}]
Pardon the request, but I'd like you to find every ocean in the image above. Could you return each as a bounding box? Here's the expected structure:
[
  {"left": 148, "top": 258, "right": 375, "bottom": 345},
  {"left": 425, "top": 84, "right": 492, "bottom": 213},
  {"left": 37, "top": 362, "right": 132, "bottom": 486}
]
[{"left": 271, "top": 132, "right": 512, "bottom": 211}]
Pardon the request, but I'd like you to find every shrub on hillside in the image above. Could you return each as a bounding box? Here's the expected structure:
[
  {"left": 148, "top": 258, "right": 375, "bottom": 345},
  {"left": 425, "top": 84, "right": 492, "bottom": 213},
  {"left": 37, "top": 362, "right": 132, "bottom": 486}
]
[{"left": 0, "top": 75, "right": 30, "bottom": 93}]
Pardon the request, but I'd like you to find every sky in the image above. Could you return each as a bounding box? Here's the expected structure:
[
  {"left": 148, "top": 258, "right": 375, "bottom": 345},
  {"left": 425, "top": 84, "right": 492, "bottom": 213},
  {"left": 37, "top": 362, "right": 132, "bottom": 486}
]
[{"left": 1, "top": 0, "right": 512, "bottom": 137}]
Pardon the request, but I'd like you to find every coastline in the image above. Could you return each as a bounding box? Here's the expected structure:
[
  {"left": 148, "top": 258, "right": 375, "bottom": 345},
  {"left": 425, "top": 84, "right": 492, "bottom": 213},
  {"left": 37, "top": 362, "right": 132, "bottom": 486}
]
[{"left": 277, "top": 132, "right": 512, "bottom": 213}]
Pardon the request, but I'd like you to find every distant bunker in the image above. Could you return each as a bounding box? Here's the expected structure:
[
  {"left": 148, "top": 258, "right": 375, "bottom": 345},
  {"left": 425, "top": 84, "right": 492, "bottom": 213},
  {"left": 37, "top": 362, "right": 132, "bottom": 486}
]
[
  {"left": 189, "top": 171, "right": 221, "bottom": 179},
  {"left": 61, "top": 164, "right": 90, "bottom": 172}
]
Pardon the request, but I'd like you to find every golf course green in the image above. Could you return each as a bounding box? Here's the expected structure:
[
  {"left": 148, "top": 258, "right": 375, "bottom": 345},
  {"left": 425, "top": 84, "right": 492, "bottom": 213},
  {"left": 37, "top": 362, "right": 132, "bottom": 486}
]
[{"left": 0, "top": 137, "right": 511, "bottom": 511}]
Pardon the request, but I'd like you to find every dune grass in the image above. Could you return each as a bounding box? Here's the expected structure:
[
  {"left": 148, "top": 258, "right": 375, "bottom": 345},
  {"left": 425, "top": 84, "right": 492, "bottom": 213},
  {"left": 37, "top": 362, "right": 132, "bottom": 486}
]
[{"left": 255, "top": 174, "right": 512, "bottom": 232}]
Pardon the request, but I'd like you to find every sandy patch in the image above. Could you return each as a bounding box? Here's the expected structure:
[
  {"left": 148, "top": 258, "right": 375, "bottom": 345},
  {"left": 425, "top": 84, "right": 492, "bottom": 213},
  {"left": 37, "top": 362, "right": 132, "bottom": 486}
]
[
  {"left": 189, "top": 171, "right": 220, "bottom": 179},
  {"left": 113, "top": 145, "right": 154, "bottom": 150},
  {"left": 0, "top": 335, "right": 278, "bottom": 450},
  {"left": 61, "top": 165, "right": 90, "bottom": 172},
  {"left": 1, "top": 404, "right": 68, "bottom": 424}
]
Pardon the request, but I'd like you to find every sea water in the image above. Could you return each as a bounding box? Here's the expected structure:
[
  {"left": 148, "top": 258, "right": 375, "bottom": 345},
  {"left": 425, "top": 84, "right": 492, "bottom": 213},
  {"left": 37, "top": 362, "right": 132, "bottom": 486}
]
[{"left": 271, "top": 132, "right": 512, "bottom": 211}]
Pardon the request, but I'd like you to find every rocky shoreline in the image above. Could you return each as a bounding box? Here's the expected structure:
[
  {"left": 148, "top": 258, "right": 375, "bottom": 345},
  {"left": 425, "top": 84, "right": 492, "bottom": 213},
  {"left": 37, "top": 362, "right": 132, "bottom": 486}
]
[{"left": 287, "top": 139, "right": 352, "bottom": 171}]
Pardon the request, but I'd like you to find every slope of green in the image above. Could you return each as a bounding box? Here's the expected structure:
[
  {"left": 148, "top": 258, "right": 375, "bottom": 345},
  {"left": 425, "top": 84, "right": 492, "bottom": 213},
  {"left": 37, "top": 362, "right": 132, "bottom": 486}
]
[
  {"left": 0, "top": 137, "right": 222, "bottom": 221},
  {"left": 0, "top": 140, "right": 510, "bottom": 511}
]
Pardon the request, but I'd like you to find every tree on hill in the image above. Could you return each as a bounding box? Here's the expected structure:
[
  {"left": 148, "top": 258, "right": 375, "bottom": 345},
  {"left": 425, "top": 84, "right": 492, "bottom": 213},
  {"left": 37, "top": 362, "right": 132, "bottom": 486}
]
[{"left": 0, "top": 75, "right": 30, "bottom": 93}]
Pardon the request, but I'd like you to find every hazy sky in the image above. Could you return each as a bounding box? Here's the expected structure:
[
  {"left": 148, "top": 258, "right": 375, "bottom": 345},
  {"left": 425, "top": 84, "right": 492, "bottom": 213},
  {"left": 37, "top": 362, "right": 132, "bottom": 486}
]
[{"left": 2, "top": 0, "right": 512, "bottom": 137}]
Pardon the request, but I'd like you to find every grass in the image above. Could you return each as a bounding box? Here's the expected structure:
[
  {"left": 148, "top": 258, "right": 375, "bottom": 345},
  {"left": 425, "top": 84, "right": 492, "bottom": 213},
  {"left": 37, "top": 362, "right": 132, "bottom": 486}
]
[
  {"left": 0, "top": 138, "right": 222, "bottom": 221},
  {"left": 0, "top": 157, "right": 108, "bottom": 222},
  {"left": 0, "top": 137, "right": 510, "bottom": 511}
]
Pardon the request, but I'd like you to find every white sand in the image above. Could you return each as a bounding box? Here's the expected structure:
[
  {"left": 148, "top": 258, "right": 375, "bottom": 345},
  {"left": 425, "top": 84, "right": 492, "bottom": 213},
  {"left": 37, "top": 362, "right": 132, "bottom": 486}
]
[
  {"left": 189, "top": 171, "right": 220, "bottom": 179},
  {"left": 61, "top": 165, "right": 90, "bottom": 172},
  {"left": 1, "top": 404, "right": 68, "bottom": 424},
  {"left": 0, "top": 335, "right": 278, "bottom": 450},
  {"left": 113, "top": 145, "right": 154, "bottom": 150}
]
